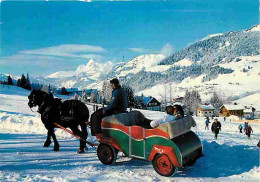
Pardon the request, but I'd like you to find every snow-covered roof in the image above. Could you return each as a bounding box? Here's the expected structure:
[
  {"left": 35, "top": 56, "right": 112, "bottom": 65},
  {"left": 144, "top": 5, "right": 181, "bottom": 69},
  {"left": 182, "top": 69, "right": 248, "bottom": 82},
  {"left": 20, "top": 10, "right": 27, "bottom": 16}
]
[
  {"left": 143, "top": 97, "right": 153, "bottom": 105},
  {"left": 198, "top": 104, "right": 215, "bottom": 110},
  {"left": 222, "top": 104, "right": 244, "bottom": 111}
]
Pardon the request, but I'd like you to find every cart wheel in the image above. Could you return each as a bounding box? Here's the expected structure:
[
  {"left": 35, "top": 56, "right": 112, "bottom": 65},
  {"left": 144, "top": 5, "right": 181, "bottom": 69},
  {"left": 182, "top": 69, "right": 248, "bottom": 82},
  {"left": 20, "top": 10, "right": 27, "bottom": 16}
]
[
  {"left": 152, "top": 154, "right": 177, "bottom": 177},
  {"left": 97, "top": 144, "right": 117, "bottom": 165}
]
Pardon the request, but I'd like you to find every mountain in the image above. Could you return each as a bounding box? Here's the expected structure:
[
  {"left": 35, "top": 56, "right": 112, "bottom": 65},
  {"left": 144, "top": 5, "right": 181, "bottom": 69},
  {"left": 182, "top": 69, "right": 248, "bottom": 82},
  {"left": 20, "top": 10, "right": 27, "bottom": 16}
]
[
  {"left": 121, "top": 25, "right": 260, "bottom": 95},
  {"left": 31, "top": 24, "right": 260, "bottom": 104}
]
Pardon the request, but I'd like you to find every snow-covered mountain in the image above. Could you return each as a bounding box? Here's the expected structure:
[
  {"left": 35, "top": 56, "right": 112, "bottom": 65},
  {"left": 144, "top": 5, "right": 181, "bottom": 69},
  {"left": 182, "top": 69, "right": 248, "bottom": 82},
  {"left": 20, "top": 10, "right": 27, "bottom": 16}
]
[{"left": 26, "top": 24, "right": 260, "bottom": 106}]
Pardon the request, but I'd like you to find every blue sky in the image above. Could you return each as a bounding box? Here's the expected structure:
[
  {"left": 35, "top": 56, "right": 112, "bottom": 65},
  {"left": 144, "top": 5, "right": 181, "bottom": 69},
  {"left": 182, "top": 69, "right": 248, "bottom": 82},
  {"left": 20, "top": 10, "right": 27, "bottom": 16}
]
[{"left": 0, "top": 0, "right": 259, "bottom": 76}]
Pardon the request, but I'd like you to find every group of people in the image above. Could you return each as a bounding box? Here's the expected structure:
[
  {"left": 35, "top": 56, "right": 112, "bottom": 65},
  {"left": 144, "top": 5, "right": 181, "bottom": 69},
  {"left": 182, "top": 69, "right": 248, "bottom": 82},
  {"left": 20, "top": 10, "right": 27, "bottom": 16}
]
[
  {"left": 206, "top": 116, "right": 255, "bottom": 140},
  {"left": 238, "top": 122, "right": 253, "bottom": 138}
]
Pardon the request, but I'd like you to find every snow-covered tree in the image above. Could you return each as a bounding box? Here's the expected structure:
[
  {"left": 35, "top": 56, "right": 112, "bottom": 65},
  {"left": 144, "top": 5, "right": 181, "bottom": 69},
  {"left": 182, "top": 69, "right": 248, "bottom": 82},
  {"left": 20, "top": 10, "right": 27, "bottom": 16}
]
[
  {"left": 122, "top": 84, "right": 134, "bottom": 107},
  {"left": 183, "top": 90, "right": 202, "bottom": 115},
  {"left": 90, "top": 92, "right": 98, "bottom": 103},
  {"left": 100, "top": 81, "right": 112, "bottom": 103}
]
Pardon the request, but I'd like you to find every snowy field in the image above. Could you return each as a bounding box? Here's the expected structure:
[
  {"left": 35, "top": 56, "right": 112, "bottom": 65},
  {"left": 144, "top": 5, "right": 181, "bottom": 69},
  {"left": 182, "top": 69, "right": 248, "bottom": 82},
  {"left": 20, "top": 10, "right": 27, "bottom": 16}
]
[{"left": 0, "top": 85, "right": 260, "bottom": 182}]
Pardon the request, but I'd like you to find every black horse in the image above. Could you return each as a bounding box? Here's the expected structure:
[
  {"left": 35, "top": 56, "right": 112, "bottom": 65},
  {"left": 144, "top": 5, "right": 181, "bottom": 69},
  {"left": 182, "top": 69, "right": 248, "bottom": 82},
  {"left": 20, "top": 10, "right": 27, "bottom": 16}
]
[{"left": 28, "top": 90, "right": 89, "bottom": 153}]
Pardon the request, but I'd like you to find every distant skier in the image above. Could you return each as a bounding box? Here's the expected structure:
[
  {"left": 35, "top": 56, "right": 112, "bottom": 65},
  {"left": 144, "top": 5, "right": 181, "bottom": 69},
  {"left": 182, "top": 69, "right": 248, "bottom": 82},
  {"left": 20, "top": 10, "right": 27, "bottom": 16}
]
[
  {"left": 205, "top": 117, "right": 210, "bottom": 130},
  {"left": 238, "top": 124, "right": 243, "bottom": 133},
  {"left": 245, "top": 125, "right": 253, "bottom": 138},
  {"left": 211, "top": 118, "right": 221, "bottom": 139}
]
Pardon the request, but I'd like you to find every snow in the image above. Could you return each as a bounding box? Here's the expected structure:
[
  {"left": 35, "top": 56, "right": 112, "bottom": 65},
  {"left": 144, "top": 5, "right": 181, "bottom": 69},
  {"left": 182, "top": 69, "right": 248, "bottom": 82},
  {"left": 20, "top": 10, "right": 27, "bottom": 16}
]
[
  {"left": 174, "top": 58, "right": 193, "bottom": 67},
  {"left": 116, "top": 54, "right": 166, "bottom": 76},
  {"left": 222, "top": 104, "right": 244, "bottom": 111},
  {"left": 246, "top": 24, "right": 260, "bottom": 32},
  {"left": 199, "top": 104, "right": 215, "bottom": 110},
  {"left": 0, "top": 85, "right": 259, "bottom": 181},
  {"left": 200, "top": 33, "right": 224, "bottom": 41},
  {"left": 235, "top": 93, "right": 260, "bottom": 110},
  {"left": 46, "top": 71, "right": 75, "bottom": 79}
]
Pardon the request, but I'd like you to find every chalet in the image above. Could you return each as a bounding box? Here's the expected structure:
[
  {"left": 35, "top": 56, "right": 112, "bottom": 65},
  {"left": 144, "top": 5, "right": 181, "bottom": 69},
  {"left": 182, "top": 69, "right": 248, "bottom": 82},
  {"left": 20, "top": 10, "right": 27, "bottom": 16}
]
[
  {"left": 142, "top": 96, "right": 161, "bottom": 111},
  {"left": 244, "top": 106, "right": 256, "bottom": 120},
  {"left": 135, "top": 96, "right": 161, "bottom": 111},
  {"left": 219, "top": 104, "right": 244, "bottom": 117},
  {"left": 197, "top": 104, "right": 215, "bottom": 117}
]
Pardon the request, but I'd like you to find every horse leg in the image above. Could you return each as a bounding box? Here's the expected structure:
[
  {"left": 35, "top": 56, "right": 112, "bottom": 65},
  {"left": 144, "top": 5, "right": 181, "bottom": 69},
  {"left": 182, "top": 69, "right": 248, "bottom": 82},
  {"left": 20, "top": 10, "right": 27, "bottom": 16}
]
[
  {"left": 71, "top": 124, "right": 87, "bottom": 153},
  {"left": 43, "top": 130, "right": 52, "bottom": 147},
  {"left": 49, "top": 128, "right": 60, "bottom": 151}
]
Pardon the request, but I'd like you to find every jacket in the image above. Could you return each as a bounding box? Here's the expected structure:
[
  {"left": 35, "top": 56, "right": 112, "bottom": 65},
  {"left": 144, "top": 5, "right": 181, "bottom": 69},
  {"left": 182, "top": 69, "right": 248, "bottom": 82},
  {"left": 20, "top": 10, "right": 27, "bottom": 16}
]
[
  {"left": 211, "top": 121, "right": 221, "bottom": 133},
  {"left": 105, "top": 86, "right": 128, "bottom": 114}
]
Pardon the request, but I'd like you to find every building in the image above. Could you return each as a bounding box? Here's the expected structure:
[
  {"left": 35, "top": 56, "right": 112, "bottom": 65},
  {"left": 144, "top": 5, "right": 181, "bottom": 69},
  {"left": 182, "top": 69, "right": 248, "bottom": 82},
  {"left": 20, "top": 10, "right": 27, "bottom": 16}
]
[
  {"left": 197, "top": 104, "right": 215, "bottom": 117},
  {"left": 244, "top": 106, "right": 256, "bottom": 119},
  {"left": 219, "top": 104, "right": 244, "bottom": 117},
  {"left": 135, "top": 96, "right": 161, "bottom": 111},
  {"left": 142, "top": 97, "right": 161, "bottom": 111}
]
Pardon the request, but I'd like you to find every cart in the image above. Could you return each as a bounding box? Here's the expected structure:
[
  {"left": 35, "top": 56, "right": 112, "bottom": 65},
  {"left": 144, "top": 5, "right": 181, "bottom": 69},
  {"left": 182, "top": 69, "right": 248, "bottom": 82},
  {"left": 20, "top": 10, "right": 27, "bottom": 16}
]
[{"left": 94, "top": 111, "right": 203, "bottom": 177}]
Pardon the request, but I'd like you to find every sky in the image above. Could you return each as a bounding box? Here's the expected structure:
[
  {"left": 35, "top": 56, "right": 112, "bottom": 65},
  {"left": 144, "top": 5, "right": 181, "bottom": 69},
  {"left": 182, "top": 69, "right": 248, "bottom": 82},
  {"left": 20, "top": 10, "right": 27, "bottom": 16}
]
[{"left": 0, "top": 0, "right": 259, "bottom": 77}]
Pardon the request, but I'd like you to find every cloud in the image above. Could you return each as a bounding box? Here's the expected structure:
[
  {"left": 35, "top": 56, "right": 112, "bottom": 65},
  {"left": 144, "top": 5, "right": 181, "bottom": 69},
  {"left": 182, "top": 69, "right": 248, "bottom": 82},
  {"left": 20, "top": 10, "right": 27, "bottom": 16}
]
[
  {"left": 20, "top": 44, "right": 106, "bottom": 58},
  {"left": 129, "top": 48, "right": 148, "bottom": 53},
  {"left": 160, "top": 43, "right": 174, "bottom": 57}
]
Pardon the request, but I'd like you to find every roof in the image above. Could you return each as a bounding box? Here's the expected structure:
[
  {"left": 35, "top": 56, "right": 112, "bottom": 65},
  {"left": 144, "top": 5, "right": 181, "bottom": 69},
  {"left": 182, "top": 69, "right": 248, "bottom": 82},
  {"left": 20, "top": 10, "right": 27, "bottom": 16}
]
[
  {"left": 198, "top": 104, "right": 215, "bottom": 110},
  {"left": 222, "top": 104, "right": 244, "bottom": 111},
  {"left": 66, "top": 88, "right": 79, "bottom": 92},
  {"left": 143, "top": 97, "right": 153, "bottom": 105}
]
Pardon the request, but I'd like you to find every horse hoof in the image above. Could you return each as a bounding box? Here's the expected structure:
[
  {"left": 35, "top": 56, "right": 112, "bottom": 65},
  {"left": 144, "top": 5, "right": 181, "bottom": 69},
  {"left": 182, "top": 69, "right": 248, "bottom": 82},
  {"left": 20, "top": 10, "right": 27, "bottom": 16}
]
[
  {"left": 77, "top": 149, "right": 85, "bottom": 154},
  {"left": 43, "top": 142, "right": 51, "bottom": 147},
  {"left": 53, "top": 146, "right": 60, "bottom": 151}
]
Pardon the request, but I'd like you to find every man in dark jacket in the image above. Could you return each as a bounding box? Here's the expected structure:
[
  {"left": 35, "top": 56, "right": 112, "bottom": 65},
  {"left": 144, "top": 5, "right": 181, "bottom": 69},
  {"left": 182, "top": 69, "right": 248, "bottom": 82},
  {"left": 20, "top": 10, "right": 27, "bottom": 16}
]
[
  {"left": 91, "top": 78, "right": 128, "bottom": 135},
  {"left": 102, "top": 78, "right": 128, "bottom": 115},
  {"left": 211, "top": 118, "right": 221, "bottom": 139}
]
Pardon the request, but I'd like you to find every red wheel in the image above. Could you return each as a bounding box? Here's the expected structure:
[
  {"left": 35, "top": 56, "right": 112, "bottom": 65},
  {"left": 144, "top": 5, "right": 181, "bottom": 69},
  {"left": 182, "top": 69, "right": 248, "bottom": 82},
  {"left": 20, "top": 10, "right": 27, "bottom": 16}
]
[
  {"left": 97, "top": 144, "right": 117, "bottom": 165},
  {"left": 152, "top": 154, "right": 177, "bottom": 177}
]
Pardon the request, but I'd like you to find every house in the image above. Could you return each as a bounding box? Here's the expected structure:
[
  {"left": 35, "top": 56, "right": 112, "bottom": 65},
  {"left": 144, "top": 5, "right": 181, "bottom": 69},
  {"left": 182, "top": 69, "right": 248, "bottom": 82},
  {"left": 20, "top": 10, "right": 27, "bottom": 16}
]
[
  {"left": 197, "top": 104, "right": 215, "bottom": 117},
  {"left": 142, "top": 96, "right": 161, "bottom": 111},
  {"left": 244, "top": 106, "right": 256, "bottom": 119},
  {"left": 135, "top": 96, "right": 161, "bottom": 111},
  {"left": 219, "top": 104, "right": 244, "bottom": 117}
]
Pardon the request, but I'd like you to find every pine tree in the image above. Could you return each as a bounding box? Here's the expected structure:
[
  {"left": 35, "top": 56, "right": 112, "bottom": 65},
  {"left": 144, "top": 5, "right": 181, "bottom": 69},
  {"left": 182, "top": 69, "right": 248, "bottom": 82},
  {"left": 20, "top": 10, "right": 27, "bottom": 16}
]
[
  {"left": 122, "top": 84, "right": 134, "bottom": 107},
  {"left": 20, "top": 74, "right": 26, "bottom": 89},
  {"left": 7, "top": 75, "right": 13, "bottom": 85},
  {"left": 17, "top": 79, "right": 21, "bottom": 87},
  {"left": 25, "top": 73, "right": 31, "bottom": 90},
  {"left": 60, "top": 87, "right": 68, "bottom": 95}
]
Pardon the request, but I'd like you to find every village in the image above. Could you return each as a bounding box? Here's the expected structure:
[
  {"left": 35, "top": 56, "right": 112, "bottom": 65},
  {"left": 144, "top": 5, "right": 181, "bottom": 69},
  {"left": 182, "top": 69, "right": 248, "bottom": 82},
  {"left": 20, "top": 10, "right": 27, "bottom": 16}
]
[{"left": 53, "top": 85, "right": 259, "bottom": 124}]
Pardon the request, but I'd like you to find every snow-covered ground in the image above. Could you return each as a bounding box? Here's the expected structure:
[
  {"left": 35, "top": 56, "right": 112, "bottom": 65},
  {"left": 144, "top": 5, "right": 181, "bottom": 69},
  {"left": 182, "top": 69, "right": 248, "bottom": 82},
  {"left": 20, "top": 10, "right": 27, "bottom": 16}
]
[{"left": 0, "top": 85, "right": 259, "bottom": 181}]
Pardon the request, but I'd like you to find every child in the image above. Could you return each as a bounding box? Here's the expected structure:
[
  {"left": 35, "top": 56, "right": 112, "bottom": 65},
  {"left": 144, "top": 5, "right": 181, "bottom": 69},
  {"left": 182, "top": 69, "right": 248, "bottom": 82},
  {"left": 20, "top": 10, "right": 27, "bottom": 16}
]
[
  {"left": 238, "top": 124, "right": 243, "bottom": 133},
  {"left": 205, "top": 117, "right": 210, "bottom": 130}
]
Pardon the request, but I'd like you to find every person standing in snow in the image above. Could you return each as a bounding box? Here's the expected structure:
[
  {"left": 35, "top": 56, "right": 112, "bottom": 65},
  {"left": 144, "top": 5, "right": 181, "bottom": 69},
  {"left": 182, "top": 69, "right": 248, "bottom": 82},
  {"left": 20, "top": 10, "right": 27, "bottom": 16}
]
[
  {"left": 211, "top": 118, "right": 221, "bottom": 139},
  {"left": 238, "top": 124, "right": 243, "bottom": 133},
  {"left": 205, "top": 117, "right": 210, "bottom": 130},
  {"left": 244, "top": 122, "right": 248, "bottom": 134},
  {"left": 245, "top": 125, "right": 253, "bottom": 138}
]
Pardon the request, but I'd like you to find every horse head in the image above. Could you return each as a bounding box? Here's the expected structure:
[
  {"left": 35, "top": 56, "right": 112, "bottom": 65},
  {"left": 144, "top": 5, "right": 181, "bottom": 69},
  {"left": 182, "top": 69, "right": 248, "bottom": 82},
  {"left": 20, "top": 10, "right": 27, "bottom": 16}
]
[{"left": 28, "top": 90, "right": 49, "bottom": 109}]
